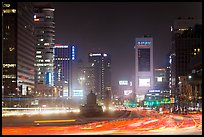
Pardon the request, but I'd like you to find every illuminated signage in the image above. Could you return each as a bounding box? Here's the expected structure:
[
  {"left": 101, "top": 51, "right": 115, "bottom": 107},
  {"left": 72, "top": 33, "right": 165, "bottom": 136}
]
[
  {"left": 89, "top": 53, "right": 102, "bottom": 56},
  {"left": 139, "top": 78, "right": 150, "bottom": 87},
  {"left": 137, "top": 41, "right": 151, "bottom": 46},
  {"left": 73, "top": 89, "right": 83, "bottom": 96},
  {"left": 45, "top": 72, "right": 52, "bottom": 86},
  {"left": 157, "top": 77, "right": 163, "bottom": 82},
  {"left": 119, "top": 80, "right": 128, "bottom": 85},
  {"left": 148, "top": 89, "right": 160, "bottom": 93},
  {"left": 124, "top": 90, "right": 132, "bottom": 95},
  {"left": 71, "top": 46, "right": 75, "bottom": 60}
]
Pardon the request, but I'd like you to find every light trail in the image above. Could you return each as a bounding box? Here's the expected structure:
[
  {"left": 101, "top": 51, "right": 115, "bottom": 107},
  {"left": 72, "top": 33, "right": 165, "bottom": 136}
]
[
  {"left": 2, "top": 111, "right": 202, "bottom": 135},
  {"left": 2, "top": 108, "right": 80, "bottom": 117}
]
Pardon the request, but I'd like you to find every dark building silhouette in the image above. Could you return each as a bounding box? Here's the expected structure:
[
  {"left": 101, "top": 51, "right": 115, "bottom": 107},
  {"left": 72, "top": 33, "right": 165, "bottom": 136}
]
[
  {"left": 88, "top": 52, "right": 111, "bottom": 104},
  {"left": 170, "top": 17, "right": 202, "bottom": 108}
]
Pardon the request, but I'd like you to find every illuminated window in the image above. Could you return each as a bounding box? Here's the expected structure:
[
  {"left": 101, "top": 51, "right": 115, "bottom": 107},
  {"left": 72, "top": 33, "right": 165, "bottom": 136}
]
[
  {"left": 36, "top": 51, "right": 41, "bottom": 54},
  {"left": 34, "top": 18, "right": 40, "bottom": 22},
  {"left": 3, "top": 64, "right": 16, "bottom": 68},
  {"left": 3, "top": 4, "right": 10, "bottom": 7},
  {"left": 36, "top": 55, "right": 42, "bottom": 58},
  {"left": 44, "top": 43, "right": 49, "bottom": 46},
  {"left": 45, "top": 59, "right": 50, "bottom": 62},
  {"left": 9, "top": 47, "right": 15, "bottom": 52},
  {"left": 194, "top": 49, "right": 196, "bottom": 52},
  {"left": 3, "top": 75, "right": 16, "bottom": 79},
  {"left": 194, "top": 53, "right": 196, "bottom": 55},
  {"left": 3, "top": 9, "right": 16, "bottom": 13},
  {"left": 197, "top": 48, "right": 200, "bottom": 52}
]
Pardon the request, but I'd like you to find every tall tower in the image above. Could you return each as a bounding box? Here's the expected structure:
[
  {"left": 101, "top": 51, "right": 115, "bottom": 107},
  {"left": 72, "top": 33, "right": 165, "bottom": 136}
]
[
  {"left": 2, "top": 2, "right": 35, "bottom": 96},
  {"left": 88, "top": 53, "right": 111, "bottom": 104},
  {"left": 34, "top": 5, "right": 55, "bottom": 92},
  {"left": 134, "top": 35, "right": 154, "bottom": 103}
]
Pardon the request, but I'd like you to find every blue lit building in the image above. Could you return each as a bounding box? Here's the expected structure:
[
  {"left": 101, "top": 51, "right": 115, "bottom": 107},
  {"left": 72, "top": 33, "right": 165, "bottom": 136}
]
[{"left": 53, "top": 44, "right": 77, "bottom": 97}]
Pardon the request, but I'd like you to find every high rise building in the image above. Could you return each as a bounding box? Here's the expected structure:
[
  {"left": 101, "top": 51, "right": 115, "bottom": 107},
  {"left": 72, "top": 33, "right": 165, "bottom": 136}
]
[
  {"left": 34, "top": 4, "right": 55, "bottom": 93},
  {"left": 187, "top": 48, "right": 202, "bottom": 108},
  {"left": 53, "top": 44, "right": 77, "bottom": 97},
  {"left": 134, "top": 35, "right": 154, "bottom": 103},
  {"left": 88, "top": 52, "right": 111, "bottom": 104},
  {"left": 170, "top": 17, "right": 202, "bottom": 108},
  {"left": 2, "top": 2, "right": 35, "bottom": 96}
]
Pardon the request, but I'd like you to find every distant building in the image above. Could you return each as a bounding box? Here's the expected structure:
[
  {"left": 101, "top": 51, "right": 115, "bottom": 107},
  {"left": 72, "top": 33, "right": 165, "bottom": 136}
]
[
  {"left": 2, "top": 2, "right": 35, "bottom": 96},
  {"left": 134, "top": 35, "right": 154, "bottom": 103},
  {"left": 170, "top": 17, "right": 202, "bottom": 107},
  {"left": 88, "top": 52, "right": 111, "bottom": 104},
  {"left": 154, "top": 68, "right": 169, "bottom": 91},
  {"left": 34, "top": 4, "right": 55, "bottom": 94},
  {"left": 77, "top": 62, "right": 95, "bottom": 98}
]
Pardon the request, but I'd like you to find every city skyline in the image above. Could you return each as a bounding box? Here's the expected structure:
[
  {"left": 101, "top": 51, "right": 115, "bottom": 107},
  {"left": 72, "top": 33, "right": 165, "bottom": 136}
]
[
  {"left": 2, "top": 2, "right": 202, "bottom": 135},
  {"left": 52, "top": 2, "right": 202, "bottom": 86}
]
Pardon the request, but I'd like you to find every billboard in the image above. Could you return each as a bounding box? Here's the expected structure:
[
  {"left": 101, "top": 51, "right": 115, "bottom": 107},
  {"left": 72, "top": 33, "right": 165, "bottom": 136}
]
[
  {"left": 157, "top": 77, "right": 163, "bottom": 82},
  {"left": 73, "top": 89, "right": 83, "bottom": 96},
  {"left": 45, "top": 72, "right": 52, "bottom": 86},
  {"left": 139, "top": 78, "right": 150, "bottom": 87}
]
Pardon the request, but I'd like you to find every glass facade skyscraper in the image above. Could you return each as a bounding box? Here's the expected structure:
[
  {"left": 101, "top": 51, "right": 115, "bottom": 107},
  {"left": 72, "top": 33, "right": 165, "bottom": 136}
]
[{"left": 2, "top": 2, "right": 35, "bottom": 96}]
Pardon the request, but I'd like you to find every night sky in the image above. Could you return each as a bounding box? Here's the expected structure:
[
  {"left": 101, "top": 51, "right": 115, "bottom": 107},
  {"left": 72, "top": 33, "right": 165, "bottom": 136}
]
[{"left": 51, "top": 2, "right": 202, "bottom": 86}]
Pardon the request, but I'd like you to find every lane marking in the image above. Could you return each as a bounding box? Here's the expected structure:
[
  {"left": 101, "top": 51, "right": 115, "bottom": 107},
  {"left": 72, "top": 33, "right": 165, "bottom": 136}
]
[{"left": 34, "top": 119, "right": 76, "bottom": 123}]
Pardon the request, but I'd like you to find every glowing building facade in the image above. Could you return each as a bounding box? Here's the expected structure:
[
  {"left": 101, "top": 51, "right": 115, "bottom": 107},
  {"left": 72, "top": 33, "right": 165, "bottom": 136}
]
[
  {"left": 53, "top": 44, "right": 77, "bottom": 97},
  {"left": 34, "top": 5, "right": 55, "bottom": 90}
]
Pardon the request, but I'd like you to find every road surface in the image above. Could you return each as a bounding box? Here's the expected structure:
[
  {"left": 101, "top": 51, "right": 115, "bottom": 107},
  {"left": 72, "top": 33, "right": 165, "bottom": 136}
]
[{"left": 2, "top": 109, "right": 202, "bottom": 135}]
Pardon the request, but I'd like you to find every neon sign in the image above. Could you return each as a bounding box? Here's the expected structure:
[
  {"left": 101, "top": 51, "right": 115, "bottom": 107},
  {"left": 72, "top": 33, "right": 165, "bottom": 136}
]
[
  {"left": 137, "top": 41, "right": 151, "bottom": 46},
  {"left": 71, "top": 46, "right": 75, "bottom": 60}
]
